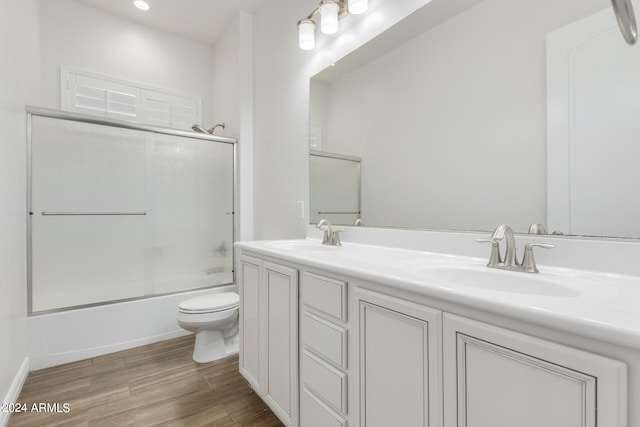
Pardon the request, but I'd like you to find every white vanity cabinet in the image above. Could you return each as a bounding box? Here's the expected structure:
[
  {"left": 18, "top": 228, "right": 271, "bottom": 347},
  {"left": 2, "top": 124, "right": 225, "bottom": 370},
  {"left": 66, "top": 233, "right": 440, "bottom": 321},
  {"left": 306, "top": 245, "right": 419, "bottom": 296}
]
[
  {"left": 352, "top": 287, "right": 442, "bottom": 427},
  {"left": 443, "top": 313, "right": 627, "bottom": 427},
  {"left": 236, "top": 241, "right": 631, "bottom": 427},
  {"left": 238, "top": 254, "right": 298, "bottom": 427}
]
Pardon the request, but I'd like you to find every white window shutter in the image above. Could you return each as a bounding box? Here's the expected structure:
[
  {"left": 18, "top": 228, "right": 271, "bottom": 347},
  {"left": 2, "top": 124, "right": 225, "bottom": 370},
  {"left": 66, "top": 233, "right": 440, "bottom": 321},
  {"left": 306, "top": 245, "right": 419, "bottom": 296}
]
[
  {"left": 141, "top": 89, "right": 199, "bottom": 130},
  {"left": 61, "top": 67, "right": 202, "bottom": 131}
]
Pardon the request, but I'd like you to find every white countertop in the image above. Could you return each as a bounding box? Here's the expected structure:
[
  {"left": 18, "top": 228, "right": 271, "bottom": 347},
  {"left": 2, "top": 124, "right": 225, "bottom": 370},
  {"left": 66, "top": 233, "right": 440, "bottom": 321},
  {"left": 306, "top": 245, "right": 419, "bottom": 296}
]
[{"left": 236, "top": 238, "right": 640, "bottom": 351}]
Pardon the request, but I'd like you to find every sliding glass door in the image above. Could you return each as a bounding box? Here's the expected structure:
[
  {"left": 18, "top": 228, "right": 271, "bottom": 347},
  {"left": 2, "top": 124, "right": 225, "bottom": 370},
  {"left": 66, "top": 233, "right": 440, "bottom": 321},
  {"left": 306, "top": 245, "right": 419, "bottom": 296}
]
[{"left": 28, "top": 111, "right": 235, "bottom": 313}]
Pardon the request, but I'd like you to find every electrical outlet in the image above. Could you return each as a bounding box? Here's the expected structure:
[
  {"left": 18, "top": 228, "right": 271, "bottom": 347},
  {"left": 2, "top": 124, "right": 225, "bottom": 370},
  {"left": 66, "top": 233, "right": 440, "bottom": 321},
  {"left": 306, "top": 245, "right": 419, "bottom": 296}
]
[{"left": 296, "top": 201, "right": 305, "bottom": 219}]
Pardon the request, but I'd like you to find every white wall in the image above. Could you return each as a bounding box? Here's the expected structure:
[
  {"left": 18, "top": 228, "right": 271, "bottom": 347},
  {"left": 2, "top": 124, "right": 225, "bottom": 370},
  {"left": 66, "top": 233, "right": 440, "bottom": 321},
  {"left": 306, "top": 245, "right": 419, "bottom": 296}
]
[
  {"left": 212, "top": 11, "right": 255, "bottom": 241},
  {"left": 0, "top": 0, "right": 39, "bottom": 419},
  {"left": 314, "top": 0, "right": 606, "bottom": 232},
  {"left": 38, "top": 0, "right": 216, "bottom": 119},
  {"left": 212, "top": 16, "right": 240, "bottom": 136},
  {"left": 252, "top": 0, "right": 430, "bottom": 239}
]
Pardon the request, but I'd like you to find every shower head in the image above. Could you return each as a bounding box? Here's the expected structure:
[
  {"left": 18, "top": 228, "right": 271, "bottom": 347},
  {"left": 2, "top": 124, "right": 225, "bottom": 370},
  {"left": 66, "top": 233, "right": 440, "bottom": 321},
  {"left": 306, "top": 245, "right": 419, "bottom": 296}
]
[
  {"left": 211, "top": 123, "right": 225, "bottom": 133},
  {"left": 191, "top": 123, "right": 226, "bottom": 135},
  {"left": 192, "top": 124, "right": 209, "bottom": 134}
]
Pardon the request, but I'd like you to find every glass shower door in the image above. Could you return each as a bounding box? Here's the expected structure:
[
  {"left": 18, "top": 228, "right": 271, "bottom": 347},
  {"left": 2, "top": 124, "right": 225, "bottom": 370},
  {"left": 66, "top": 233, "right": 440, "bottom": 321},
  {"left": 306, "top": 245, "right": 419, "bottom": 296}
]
[{"left": 29, "top": 113, "right": 235, "bottom": 313}]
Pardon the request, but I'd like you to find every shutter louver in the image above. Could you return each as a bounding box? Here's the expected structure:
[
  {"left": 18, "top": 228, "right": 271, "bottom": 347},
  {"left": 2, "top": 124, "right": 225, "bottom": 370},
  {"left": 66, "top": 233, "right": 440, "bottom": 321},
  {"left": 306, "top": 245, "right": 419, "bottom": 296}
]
[{"left": 62, "top": 68, "right": 202, "bottom": 131}]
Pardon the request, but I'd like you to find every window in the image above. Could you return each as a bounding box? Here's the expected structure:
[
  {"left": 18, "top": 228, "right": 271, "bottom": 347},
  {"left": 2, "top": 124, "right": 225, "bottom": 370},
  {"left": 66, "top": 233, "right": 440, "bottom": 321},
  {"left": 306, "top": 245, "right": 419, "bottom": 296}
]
[{"left": 61, "top": 67, "right": 202, "bottom": 131}]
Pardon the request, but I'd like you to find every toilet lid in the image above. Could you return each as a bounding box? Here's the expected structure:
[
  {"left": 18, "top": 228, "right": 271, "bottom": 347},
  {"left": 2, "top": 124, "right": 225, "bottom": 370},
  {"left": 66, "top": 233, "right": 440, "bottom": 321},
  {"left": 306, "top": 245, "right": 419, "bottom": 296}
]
[{"left": 178, "top": 292, "right": 239, "bottom": 314}]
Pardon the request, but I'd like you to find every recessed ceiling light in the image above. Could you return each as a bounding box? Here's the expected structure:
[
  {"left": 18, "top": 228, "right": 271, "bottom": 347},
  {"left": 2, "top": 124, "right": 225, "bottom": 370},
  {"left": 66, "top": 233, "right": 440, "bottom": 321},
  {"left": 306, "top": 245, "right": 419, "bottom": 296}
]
[{"left": 133, "top": 0, "right": 150, "bottom": 11}]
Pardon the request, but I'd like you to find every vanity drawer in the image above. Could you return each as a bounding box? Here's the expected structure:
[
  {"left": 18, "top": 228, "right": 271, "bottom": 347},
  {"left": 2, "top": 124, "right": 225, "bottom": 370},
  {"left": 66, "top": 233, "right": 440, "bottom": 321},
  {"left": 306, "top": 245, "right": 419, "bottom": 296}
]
[
  {"left": 302, "top": 312, "right": 347, "bottom": 368},
  {"left": 300, "top": 387, "right": 347, "bottom": 427},
  {"left": 302, "top": 350, "right": 347, "bottom": 413},
  {"left": 302, "top": 272, "right": 347, "bottom": 321}
]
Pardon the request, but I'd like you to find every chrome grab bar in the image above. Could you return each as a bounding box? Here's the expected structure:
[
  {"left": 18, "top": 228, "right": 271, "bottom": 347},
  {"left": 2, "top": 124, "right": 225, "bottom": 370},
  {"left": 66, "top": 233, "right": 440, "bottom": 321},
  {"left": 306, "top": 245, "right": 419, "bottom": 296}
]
[
  {"left": 40, "top": 211, "right": 147, "bottom": 216},
  {"left": 317, "top": 211, "right": 360, "bottom": 214}
]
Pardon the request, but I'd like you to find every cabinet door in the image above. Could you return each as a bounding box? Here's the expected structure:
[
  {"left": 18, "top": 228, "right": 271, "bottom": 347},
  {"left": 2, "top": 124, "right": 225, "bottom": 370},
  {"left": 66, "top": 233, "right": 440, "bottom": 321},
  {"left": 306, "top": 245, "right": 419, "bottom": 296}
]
[
  {"left": 264, "top": 261, "right": 298, "bottom": 426},
  {"left": 238, "top": 255, "right": 262, "bottom": 391},
  {"left": 443, "top": 313, "right": 627, "bottom": 427},
  {"left": 353, "top": 288, "right": 442, "bottom": 427}
]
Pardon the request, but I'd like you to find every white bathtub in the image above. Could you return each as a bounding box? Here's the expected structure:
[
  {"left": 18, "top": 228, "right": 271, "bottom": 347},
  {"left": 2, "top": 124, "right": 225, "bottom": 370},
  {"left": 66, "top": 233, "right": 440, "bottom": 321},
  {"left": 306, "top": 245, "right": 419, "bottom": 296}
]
[{"left": 26, "top": 283, "right": 238, "bottom": 370}]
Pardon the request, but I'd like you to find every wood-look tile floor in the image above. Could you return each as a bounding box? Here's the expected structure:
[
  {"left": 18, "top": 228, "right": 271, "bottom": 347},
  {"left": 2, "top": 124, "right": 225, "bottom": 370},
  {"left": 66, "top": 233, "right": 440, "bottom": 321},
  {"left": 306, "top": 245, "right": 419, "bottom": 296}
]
[{"left": 9, "top": 335, "right": 284, "bottom": 427}]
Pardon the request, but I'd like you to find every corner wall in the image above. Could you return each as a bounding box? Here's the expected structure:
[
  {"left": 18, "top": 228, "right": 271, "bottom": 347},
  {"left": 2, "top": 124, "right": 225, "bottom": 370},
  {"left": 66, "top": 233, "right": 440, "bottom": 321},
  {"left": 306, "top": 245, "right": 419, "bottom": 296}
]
[
  {"left": 212, "top": 11, "right": 255, "bottom": 241},
  {"left": 0, "top": 0, "right": 40, "bottom": 422}
]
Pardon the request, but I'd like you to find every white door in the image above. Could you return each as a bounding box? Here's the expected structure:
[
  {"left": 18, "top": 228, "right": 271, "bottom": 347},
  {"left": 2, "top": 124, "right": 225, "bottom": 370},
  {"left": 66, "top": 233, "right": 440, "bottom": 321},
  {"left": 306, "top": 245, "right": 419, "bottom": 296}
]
[{"left": 547, "top": 1, "right": 640, "bottom": 237}]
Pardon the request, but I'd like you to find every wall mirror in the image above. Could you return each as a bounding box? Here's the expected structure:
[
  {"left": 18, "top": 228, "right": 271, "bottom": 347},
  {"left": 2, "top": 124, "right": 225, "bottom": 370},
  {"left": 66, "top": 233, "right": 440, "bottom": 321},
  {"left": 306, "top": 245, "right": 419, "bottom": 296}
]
[{"left": 309, "top": 0, "right": 640, "bottom": 239}]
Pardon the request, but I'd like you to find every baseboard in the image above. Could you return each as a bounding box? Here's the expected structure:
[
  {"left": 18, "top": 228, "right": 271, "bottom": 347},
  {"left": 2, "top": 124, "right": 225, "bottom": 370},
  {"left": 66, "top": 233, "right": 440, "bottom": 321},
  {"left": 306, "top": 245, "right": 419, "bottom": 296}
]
[{"left": 0, "top": 357, "right": 30, "bottom": 427}]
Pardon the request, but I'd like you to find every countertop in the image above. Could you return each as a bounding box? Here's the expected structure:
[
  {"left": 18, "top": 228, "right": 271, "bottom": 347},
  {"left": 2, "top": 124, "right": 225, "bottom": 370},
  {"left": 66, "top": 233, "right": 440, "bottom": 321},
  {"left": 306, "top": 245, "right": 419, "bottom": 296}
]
[{"left": 236, "top": 238, "right": 640, "bottom": 351}]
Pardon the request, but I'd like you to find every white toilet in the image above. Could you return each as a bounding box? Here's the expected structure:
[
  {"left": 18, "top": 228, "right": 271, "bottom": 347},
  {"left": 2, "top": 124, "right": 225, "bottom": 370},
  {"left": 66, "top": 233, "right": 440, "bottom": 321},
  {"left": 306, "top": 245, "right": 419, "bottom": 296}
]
[{"left": 177, "top": 292, "right": 240, "bottom": 363}]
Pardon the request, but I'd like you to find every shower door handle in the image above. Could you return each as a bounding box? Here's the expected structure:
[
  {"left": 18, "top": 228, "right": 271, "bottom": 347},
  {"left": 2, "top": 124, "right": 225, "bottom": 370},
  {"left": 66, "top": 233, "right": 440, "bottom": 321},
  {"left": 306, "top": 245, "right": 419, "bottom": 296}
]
[{"left": 40, "top": 211, "right": 148, "bottom": 216}]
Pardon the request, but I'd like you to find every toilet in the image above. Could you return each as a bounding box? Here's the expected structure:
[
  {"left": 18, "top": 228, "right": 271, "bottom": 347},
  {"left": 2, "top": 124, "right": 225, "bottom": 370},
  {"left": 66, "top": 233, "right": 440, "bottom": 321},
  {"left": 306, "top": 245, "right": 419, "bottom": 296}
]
[{"left": 177, "top": 292, "right": 240, "bottom": 363}]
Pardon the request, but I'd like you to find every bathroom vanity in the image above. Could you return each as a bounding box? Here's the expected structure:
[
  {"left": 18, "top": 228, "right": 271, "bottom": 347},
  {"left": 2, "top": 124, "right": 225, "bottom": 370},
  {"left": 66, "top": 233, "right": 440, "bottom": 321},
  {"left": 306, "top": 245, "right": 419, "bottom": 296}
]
[{"left": 235, "top": 231, "right": 639, "bottom": 427}]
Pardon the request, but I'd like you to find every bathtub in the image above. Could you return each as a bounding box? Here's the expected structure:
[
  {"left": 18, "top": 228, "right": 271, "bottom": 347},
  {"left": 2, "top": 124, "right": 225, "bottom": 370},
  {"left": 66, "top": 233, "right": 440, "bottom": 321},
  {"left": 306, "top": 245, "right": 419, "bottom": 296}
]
[{"left": 26, "top": 283, "right": 237, "bottom": 370}]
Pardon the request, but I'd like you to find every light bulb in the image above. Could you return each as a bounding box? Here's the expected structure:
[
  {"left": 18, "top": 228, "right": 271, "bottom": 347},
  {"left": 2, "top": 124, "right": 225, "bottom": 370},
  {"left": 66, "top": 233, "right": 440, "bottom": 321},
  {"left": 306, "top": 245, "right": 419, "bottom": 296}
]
[
  {"left": 319, "top": 0, "right": 340, "bottom": 35},
  {"left": 133, "top": 0, "right": 150, "bottom": 11},
  {"left": 348, "top": 0, "right": 368, "bottom": 14},
  {"left": 298, "top": 19, "right": 316, "bottom": 50}
]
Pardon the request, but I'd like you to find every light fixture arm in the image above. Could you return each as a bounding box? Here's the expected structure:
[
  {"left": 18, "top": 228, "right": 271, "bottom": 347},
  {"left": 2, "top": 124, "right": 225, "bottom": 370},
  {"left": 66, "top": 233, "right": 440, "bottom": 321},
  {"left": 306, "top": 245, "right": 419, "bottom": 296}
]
[
  {"left": 304, "top": 6, "right": 320, "bottom": 21},
  {"left": 304, "top": 0, "right": 348, "bottom": 20}
]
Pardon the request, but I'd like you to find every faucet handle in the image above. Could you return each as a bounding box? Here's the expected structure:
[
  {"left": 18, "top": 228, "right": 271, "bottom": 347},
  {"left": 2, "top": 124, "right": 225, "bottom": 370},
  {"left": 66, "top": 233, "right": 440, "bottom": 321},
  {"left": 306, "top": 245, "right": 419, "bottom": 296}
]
[
  {"left": 476, "top": 238, "right": 502, "bottom": 267},
  {"left": 332, "top": 229, "right": 343, "bottom": 246},
  {"left": 528, "top": 223, "right": 547, "bottom": 235},
  {"left": 522, "top": 243, "right": 555, "bottom": 273}
]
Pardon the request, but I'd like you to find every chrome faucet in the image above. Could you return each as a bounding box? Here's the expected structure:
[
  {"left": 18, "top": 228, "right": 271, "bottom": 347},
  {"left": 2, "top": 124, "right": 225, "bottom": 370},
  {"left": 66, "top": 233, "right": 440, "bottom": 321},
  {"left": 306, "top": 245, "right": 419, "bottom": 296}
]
[
  {"left": 316, "top": 219, "right": 342, "bottom": 246},
  {"left": 477, "top": 224, "right": 554, "bottom": 273},
  {"left": 491, "top": 224, "right": 517, "bottom": 267}
]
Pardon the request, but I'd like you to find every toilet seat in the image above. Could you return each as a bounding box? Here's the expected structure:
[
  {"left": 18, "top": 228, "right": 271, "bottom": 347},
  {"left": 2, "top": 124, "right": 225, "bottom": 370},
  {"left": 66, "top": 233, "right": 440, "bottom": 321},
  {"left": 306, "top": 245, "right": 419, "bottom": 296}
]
[{"left": 178, "top": 292, "right": 239, "bottom": 314}]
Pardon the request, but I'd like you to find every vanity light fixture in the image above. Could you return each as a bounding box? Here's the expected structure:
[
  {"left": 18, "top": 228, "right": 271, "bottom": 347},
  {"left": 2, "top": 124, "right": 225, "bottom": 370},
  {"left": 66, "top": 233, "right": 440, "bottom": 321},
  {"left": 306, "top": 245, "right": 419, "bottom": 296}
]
[
  {"left": 298, "top": 19, "right": 317, "bottom": 50},
  {"left": 133, "top": 0, "right": 150, "bottom": 11},
  {"left": 319, "top": 0, "right": 340, "bottom": 34},
  {"left": 297, "top": 0, "right": 368, "bottom": 50}
]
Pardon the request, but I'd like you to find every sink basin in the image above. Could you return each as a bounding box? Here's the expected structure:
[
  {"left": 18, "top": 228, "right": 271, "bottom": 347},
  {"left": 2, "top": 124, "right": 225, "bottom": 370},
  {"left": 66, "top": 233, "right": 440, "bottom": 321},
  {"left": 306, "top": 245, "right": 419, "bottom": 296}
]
[
  {"left": 420, "top": 265, "right": 581, "bottom": 297},
  {"left": 264, "top": 240, "right": 339, "bottom": 252}
]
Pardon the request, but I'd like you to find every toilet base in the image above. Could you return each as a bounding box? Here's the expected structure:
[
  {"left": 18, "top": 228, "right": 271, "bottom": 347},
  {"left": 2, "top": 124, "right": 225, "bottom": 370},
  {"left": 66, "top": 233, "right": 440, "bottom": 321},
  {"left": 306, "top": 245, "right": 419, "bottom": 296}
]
[{"left": 192, "top": 329, "right": 239, "bottom": 364}]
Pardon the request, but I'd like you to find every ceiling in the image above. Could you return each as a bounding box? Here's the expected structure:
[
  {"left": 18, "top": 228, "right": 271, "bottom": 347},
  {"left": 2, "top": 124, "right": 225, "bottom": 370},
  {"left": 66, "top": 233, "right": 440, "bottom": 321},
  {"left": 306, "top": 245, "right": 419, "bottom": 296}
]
[{"left": 73, "top": 0, "right": 266, "bottom": 46}]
